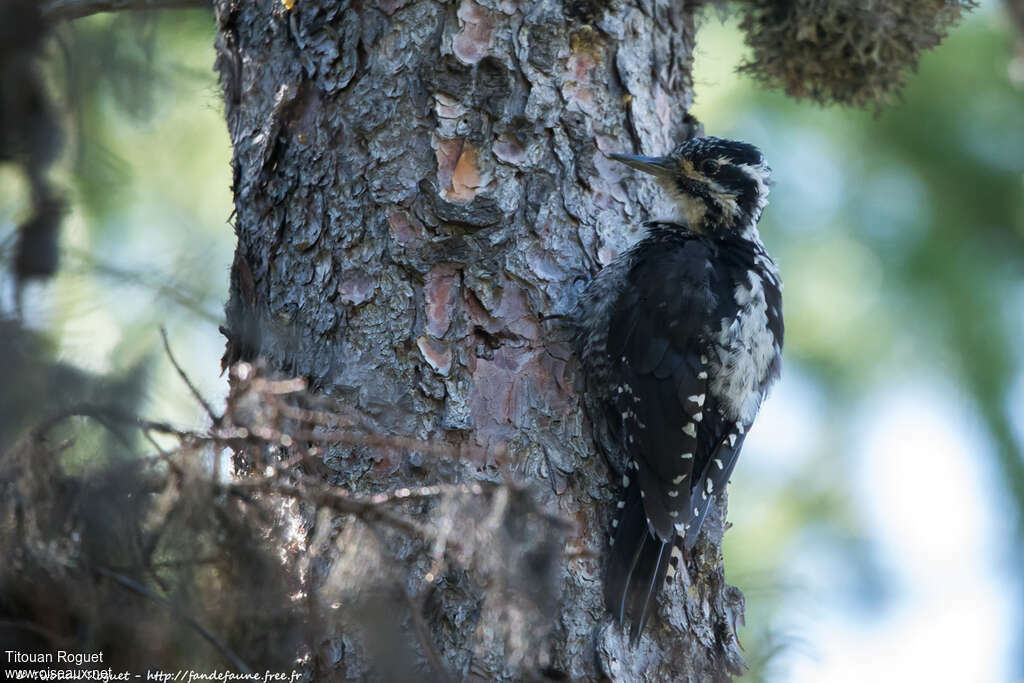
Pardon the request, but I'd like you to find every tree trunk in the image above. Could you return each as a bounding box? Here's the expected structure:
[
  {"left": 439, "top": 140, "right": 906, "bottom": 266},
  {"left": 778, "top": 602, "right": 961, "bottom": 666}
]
[{"left": 212, "top": 0, "right": 744, "bottom": 679}]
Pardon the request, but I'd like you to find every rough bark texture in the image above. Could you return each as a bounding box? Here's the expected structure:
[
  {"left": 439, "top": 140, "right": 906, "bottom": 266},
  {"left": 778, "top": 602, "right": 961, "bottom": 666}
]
[{"left": 212, "top": 0, "right": 744, "bottom": 679}]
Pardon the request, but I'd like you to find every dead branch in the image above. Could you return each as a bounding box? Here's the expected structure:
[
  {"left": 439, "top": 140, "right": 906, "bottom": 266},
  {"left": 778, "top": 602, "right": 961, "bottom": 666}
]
[
  {"left": 94, "top": 566, "right": 252, "bottom": 674},
  {"left": 41, "top": 0, "right": 210, "bottom": 23},
  {"left": 161, "top": 327, "right": 219, "bottom": 425},
  {"left": 402, "top": 585, "right": 454, "bottom": 683}
]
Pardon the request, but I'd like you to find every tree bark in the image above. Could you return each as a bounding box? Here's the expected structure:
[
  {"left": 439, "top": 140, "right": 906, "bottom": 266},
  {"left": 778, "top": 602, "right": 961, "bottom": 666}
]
[{"left": 212, "top": 0, "right": 744, "bottom": 679}]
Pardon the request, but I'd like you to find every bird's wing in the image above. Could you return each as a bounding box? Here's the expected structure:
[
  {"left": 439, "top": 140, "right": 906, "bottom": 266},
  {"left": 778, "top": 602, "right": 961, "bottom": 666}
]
[
  {"left": 680, "top": 246, "right": 783, "bottom": 547},
  {"left": 606, "top": 237, "right": 719, "bottom": 542}
]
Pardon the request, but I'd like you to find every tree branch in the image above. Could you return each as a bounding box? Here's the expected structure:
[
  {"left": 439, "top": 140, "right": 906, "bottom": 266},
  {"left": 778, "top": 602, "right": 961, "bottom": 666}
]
[
  {"left": 41, "top": 0, "right": 210, "bottom": 23},
  {"left": 161, "top": 327, "right": 219, "bottom": 426},
  {"left": 94, "top": 566, "right": 252, "bottom": 674}
]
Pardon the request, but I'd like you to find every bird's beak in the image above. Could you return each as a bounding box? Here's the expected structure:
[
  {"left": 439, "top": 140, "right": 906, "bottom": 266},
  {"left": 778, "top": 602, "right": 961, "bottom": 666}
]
[{"left": 609, "top": 153, "right": 674, "bottom": 177}]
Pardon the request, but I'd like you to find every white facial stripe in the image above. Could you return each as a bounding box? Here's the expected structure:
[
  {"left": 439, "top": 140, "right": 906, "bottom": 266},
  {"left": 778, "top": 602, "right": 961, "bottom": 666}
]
[
  {"left": 737, "top": 162, "right": 770, "bottom": 235},
  {"left": 687, "top": 160, "right": 772, "bottom": 234},
  {"left": 649, "top": 144, "right": 773, "bottom": 236},
  {"left": 659, "top": 177, "right": 708, "bottom": 231}
]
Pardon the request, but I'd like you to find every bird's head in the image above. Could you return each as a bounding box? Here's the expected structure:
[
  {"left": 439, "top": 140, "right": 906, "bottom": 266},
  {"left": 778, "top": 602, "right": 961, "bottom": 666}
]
[{"left": 611, "top": 136, "right": 771, "bottom": 238}]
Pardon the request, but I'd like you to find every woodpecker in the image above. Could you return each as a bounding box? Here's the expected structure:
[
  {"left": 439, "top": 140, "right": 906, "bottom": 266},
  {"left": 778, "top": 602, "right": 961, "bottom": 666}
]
[{"left": 573, "top": 136, "right": 783, "bottom": 642}]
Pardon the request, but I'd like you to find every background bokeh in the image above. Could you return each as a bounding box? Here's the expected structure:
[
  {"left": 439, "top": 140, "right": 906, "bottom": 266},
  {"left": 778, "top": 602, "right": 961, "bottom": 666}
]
[
  {"left": 3, "top": 11, "right": 233, "bottom": 427},
  {"left": 692, "top": 4, "right": 1024, "bottom": 681},
  {"left": 2, "top": 3, "right": 1021, "bottom": 681}
]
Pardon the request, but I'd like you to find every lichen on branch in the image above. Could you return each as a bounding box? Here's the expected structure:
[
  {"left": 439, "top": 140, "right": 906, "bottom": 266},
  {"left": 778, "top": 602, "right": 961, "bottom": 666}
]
[{"left": 736, "top": 0, "right": 977, "bottom": 108}]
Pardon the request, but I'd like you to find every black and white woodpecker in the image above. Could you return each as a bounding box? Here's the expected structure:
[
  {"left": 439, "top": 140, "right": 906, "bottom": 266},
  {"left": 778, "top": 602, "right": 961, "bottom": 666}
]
[{"left": 573, "top": 136, "right": 783, "bottom": 641}]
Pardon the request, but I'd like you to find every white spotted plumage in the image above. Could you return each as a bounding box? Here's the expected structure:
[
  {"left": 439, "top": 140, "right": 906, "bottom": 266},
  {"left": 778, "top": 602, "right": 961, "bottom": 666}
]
[
  {"left": 711, "top": 268, "right": 780, "bottom": 424},
  {"left": 573, "top": 136, "right": 783, "bottom": 641}
]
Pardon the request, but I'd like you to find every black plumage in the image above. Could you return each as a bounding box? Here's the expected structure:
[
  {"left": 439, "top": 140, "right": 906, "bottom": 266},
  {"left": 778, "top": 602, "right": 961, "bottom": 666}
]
[{"left": 574, "top": 136, "right": 783, "bottom": 642}]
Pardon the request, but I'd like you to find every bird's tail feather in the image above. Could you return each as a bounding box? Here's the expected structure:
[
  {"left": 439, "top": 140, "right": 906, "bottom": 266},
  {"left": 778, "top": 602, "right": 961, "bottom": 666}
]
[
  {"left": 683, "top": 435, "right": 746, "bottom": 549},
  {"left": 605, "top": 482, "right": 674, "bottom": 643}
]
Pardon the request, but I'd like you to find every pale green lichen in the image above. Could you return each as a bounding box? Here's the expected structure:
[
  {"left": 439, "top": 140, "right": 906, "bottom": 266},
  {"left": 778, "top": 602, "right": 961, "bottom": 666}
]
[{"left": 737, "top": 0, "right": 977, "bottom": 108}]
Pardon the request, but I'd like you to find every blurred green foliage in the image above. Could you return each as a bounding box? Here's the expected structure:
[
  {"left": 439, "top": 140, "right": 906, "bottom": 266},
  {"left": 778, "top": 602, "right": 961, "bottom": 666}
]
[
  {"left": 695, "top": 5, "right": 1023, "bottom": 678},
  {"left": 2, "top": 10, "right": 234, "bottom": 427}
]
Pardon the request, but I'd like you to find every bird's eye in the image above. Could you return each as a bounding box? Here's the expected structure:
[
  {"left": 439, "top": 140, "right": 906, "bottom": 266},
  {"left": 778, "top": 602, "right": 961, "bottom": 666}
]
[{"left": 700, "top": 159, "right": 720, "bottom": 175}]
